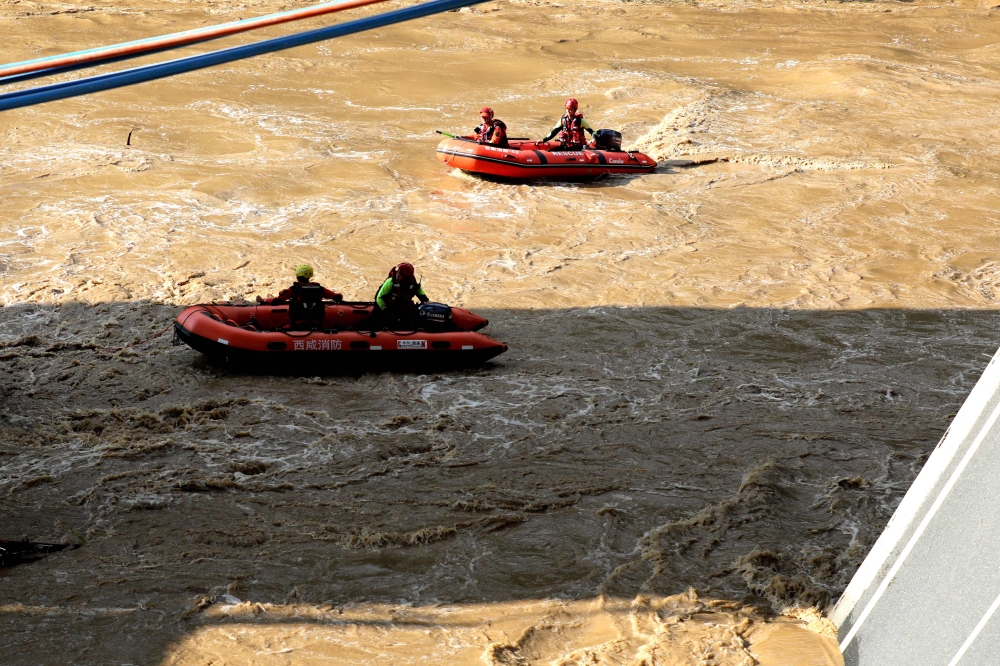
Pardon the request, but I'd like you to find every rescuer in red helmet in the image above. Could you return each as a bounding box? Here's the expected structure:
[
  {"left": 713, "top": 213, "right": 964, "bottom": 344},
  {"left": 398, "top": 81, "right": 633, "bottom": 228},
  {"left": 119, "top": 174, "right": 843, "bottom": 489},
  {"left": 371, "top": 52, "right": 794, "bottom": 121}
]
[
  {"left": 541, "top": 98, "right": 595, "bottom": 150},
  {"left": 473, "top": 107, "right": 509, "bottom": 147},
  {"left": 369, "top": 262, "right": 430, "bottom": 329}
]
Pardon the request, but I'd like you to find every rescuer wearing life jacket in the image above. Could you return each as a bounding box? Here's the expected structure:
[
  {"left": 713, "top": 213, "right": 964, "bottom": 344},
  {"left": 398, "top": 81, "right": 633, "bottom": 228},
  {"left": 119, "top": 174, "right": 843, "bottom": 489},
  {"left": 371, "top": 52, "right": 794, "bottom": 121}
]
[
  {"left": 256, "top": 265, "right": 343, "bottom": 329},
  {"left": 369, "top": 262, "right": 429, "bottom": 329},
  {"left": 258, "top": 264, "right": 343, "bottom": 305},
  {"left": 474, "top": 107, "right": 509, "bottom": 147},
  {"left": 541, "top": 98, "right": 594, "bottom": 150}
]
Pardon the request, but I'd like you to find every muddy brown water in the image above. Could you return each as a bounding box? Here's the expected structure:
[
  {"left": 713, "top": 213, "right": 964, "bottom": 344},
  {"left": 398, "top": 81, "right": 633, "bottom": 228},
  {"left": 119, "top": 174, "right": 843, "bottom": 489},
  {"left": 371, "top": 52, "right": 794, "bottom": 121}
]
[{"left": 3, "top": 0, "right": 1000, "bottom": 663}]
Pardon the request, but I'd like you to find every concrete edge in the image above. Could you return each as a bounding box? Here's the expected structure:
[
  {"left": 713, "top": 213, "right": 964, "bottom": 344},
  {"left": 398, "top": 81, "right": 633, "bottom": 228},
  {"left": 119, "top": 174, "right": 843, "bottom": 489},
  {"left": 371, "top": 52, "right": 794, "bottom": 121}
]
[{"left": 829, "top": 345, "right": 1000, "bottom": 629}]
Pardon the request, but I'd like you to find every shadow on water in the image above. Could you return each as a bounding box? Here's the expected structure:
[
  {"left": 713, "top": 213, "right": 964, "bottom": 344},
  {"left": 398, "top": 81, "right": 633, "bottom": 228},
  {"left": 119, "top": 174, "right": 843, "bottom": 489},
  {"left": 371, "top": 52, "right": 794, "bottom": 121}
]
[{"left": 1, "top": 300, "right": 997, "bottom": 664}]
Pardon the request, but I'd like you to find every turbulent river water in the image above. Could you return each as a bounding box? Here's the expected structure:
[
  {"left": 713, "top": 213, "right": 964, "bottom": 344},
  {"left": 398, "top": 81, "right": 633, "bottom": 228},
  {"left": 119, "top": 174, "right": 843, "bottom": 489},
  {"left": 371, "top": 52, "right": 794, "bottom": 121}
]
[{"left": 3, "top": 0, "right": 1000, "bottom": 663}]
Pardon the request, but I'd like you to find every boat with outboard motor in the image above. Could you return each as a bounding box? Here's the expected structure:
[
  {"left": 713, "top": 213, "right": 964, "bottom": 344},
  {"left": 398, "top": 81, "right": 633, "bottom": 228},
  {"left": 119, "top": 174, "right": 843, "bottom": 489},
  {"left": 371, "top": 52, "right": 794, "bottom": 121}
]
[
  {"left": 436, "top": 129, "right": 656, "bottom": 180},
  {"left": 173, "top": 300, "right": 507, "bottom": 370}
]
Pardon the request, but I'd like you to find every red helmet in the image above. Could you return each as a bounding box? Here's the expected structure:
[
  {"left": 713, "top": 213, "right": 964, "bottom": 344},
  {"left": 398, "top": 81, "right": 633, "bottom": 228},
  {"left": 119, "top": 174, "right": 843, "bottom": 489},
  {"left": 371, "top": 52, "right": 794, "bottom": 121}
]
[
  {"left": 565, "top": 98, "right": 578, "bottom": 111},
  {"left": 395, "top": 262, "right": 415, "bottom": 279},
  {"left": 480, "top": 106, "right": 494, "bottom": 119}
]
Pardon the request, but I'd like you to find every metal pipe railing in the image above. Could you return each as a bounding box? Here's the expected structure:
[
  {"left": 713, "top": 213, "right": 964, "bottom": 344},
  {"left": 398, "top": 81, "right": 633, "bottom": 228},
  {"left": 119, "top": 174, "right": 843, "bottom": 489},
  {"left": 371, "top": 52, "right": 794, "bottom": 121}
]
[
  {"left": 0, "top": 0, "right": 489, "bottom": 112},
  {"left": 0, "top": 0, "right": 394, "bottom": 82}
]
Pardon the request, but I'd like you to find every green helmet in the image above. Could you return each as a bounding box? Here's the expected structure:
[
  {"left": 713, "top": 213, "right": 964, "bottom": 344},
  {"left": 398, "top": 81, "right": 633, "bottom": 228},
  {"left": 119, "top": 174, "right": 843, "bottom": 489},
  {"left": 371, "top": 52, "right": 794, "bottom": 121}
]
[{"left": 295, "top": 264, "right": 314, "bottom": 279}]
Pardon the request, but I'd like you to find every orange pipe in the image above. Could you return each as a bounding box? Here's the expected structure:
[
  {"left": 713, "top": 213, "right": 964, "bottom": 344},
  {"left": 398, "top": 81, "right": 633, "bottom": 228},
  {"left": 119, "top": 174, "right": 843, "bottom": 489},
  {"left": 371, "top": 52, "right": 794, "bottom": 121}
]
[{"left": 0, "top": 0, "right": 392, "bottom": 80}]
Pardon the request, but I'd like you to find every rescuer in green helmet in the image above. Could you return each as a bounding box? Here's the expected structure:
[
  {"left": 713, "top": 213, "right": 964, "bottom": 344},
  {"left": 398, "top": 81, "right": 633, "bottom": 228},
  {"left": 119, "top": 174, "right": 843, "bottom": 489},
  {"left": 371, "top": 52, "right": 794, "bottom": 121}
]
[
  {"left": 256, "top": 264, "right": 344, "bottom": 329},
  {"left": 258, "top": 264, "right": 343, "bottom": 305}
]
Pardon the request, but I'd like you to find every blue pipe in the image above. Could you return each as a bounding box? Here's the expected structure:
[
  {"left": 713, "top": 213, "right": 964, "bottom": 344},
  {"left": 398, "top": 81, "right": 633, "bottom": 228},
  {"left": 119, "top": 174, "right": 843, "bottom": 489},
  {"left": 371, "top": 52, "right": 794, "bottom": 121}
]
[
  {"left": 0, "top": 0, "right": 489, "bottom": 112},
  {"left": 0, "top": 0, "right": 377, "bottom": 81}
]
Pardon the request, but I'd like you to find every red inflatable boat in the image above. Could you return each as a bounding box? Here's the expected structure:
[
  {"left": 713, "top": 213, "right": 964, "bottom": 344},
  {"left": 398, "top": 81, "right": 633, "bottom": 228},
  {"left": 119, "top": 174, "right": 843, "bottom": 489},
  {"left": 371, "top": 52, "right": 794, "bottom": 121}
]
[
  {"left": 173, "top": 301, "right": 507, "bottom": 370},
  {"left": 436, "top": 137, "right": 657, "bottom": 181}
]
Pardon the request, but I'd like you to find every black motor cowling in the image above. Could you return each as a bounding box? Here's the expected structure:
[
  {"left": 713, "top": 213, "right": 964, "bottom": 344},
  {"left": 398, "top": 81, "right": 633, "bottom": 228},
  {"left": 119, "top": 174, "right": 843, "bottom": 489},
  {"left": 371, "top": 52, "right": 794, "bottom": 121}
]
[
  {"left": 418, "top": 302, "right": 453, "bottom": 330},
  {"left": 593, "top": 129, "right": 623, "bottom": 152}
]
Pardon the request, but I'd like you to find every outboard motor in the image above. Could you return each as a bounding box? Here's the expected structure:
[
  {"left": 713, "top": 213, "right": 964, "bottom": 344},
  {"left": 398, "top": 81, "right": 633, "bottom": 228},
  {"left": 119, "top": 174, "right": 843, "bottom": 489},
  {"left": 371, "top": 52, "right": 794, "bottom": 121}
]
[
  {"left": 417, "top": 302, "right": 453, "bottom": 331},
  {"left": 593, "top": 129, "right": 623, "bottom": 152}
]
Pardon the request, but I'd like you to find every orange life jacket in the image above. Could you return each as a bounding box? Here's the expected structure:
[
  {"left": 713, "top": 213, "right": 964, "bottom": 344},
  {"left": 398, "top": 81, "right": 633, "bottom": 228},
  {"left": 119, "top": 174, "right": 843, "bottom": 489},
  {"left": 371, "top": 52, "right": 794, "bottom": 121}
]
[
  {"left": 559, "top": 112, "right": 585, "bottom": 148},
  {"left": 478, "top": 118, "right": 508, "bottom": 145}
]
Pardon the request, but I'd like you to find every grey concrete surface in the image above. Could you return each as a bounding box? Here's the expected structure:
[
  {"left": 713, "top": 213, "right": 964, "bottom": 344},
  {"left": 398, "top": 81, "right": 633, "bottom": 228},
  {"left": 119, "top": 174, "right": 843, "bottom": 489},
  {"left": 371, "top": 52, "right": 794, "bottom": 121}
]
[{"left": 834, "top": 348, "right": 1000, "bottom": 665}]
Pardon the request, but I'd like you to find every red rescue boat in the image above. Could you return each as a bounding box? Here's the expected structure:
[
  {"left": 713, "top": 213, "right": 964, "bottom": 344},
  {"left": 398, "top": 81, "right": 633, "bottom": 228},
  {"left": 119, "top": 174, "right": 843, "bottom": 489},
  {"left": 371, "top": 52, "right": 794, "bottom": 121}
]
[
  {"left": 436, "top": 137, "right": 657, "bottom": 181},
  {"left": 173, "top": 301, "right": 507, "bottom": 371}
]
